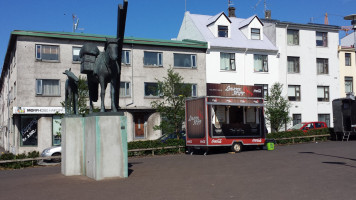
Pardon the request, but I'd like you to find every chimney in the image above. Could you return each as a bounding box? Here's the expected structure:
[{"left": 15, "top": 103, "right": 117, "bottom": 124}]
[
  {"left": 265, "top": 10, "right": 271, "bottom": 19},
  {"left": 228, "top": 7, "right": 236, "bottom": 17}
]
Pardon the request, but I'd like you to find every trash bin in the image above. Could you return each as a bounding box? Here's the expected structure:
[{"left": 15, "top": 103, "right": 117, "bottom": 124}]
[{"left": 266, "top": 139, "right": 275, "bottom": 151}]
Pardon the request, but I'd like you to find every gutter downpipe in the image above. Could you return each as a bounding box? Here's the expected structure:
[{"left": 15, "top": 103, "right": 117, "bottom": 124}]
[
  {"left": 285, "top": 24, "right": 289, "bottom": 131},
  {"left": 244, "top": 48, "right": 248, "bottom": 85},
  {"left": 126, "top": 43, "right": 134, "bottom": 107}
]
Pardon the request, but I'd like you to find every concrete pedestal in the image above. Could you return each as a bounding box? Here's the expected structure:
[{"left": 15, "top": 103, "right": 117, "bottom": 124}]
[
  {"left": 61, "top": 117, "right": 84, "bottom": 176},
  {"left": 61, "top": 114, "right": 127, "bottom": 180}
]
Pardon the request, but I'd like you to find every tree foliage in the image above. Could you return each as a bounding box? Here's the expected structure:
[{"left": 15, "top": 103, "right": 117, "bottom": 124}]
[
  {"left": 265, "top": 82, "right": 291, "bottom": 132},
  {"left": 61, "top": 75, "right": 89, "bottom": 115},
  {"left": 151, "top": 68, "right": 191, "bottom": 139}
]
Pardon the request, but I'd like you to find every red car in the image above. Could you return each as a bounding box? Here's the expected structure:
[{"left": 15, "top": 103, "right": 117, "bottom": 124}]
[{"left": 289, "top": 121, "right": 328, "bottom": 132}]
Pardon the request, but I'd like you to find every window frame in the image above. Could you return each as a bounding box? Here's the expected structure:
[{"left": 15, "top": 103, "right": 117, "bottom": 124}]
[
  {"left": 72, "top": 46, "right": 81, "bottom": 62},
  {"left": 143, "top": 51, "right": 163, "bottom": 67},
  {"left": 318, "top": 114, "right": 330, "bottom": 127},
  {"left": 173, "top": 53, "right": 197, "bottom": 68},
  {"left": 144, "top": 82, "right": 160, "bottom": 98},
  {"left": 20, "top": 115, "right": 38, "bottom": 147},
  {"left": 287, "top": 56, "right": 300, "bottom": 73},
  {"left": 292, "top": 114, "right": 302, "bottom": 126},
  {"left": 288, "top": 85, "right": 301, "bottom": 101},
  {"left": 35, "top": 44, "right": 60, "bottom": 62},
  {"left": 218, "top": 25, "right": 228, "bottom": 38},
  {"left": 345, "top": 76, "right": 353, "bottom": 93},
  {"left": 287, "top": 29, "right": 299, "bottom": 45},
  {"left": 36, "top": 79, "right": 61, "bottom": 96},
  {"left": 316, "top": 31, "right": 328, "bottom": 47},
  {"left": 317, "top": 58, "right": 329, "bottom": 75},
  {"left": 317, "top": 86, "right": 329, "bottom": 102},
  {"left": 345, "top": 53, "right": 351, "bottom": 66},
  {"left": 251, "top": 28, "right": 261, "bottom": 40},
  {"left": 120, "top": 81, "right": 131, "bottom": 97},
  {"left": 254, "top": 54, "right": 268, "bottom": 72},
  {"left": 220, "top": 52, "right": 236, "bottom": 71},
  {"left": 122, "top": 50, "right": 131, "bottom": 65}
]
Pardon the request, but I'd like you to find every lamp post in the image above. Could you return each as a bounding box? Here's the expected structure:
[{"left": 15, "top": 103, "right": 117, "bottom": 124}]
[{"left": 344, "top": 14, "right": 356, "bottom": 51}]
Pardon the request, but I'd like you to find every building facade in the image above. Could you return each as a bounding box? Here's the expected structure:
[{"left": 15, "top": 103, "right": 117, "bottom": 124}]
[
  {"left": 177, "top": 8, "right": 340, "bottom": 130},
  {"left": 0, "top": 30, "right": 207, "bottom": 154},
  {"left": 339, "top": 33, "right": 356, "bottom": 98}
]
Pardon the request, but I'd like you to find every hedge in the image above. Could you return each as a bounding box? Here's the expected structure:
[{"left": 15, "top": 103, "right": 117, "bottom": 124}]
[
  {"left": 128, "top": 139, "right": 185, "bottom": 156},
  {"left": 266, "top": 128, "right": 331, "bottom": 144},
  {"left": 0, "top": 151, "right": 40, "bottom": 169}
]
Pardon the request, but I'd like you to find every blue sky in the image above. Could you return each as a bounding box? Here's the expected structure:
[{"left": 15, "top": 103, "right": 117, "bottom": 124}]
[{"left": 1, "top": 0, "right": 355, "bottom": 67}]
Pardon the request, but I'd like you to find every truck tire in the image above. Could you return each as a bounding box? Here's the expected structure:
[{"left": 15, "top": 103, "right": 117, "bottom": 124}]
[{"left": 231, "top": 143, "right": 242, "bottom": 153}]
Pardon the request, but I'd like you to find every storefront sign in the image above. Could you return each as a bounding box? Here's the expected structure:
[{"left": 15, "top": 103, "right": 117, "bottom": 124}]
[
  {"left": 208, "top": 97, "right": 263, "bottom": 105},
  {"left": 13, "top": 107, "right": 65, "bottom": 114},
  {"left": 207, "top": 83, "right": 263, "bottom": 98}
]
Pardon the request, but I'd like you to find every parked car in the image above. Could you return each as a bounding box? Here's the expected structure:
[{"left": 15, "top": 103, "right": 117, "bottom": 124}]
[
  {"left": 41, "top": 146, "right": 61, "bottom": 162},
  {"left": 158, "top": 131, "right": 186, "bottom": 142},
  {"left": 288, "top": 121, "right": 328, "bottom": 132}
]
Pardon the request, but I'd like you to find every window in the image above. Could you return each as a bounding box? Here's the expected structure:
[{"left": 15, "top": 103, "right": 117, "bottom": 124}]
[
  {"left": 317, "top": 86, "right": 329, "bottom": 102},
  {"left": 288, "top": 85, "right": 301, "bottom": 101},
  {"left": 20, "top": 116, "right": 38, "bottom": 146},
  {"left": 287, "top": 29, "right": 299, "bottom": 45},
  {"left": 318, "top": 114, "right": 330, "bottom": 127},
  {"left": 254, "top": 84, "right": 268, "bottom": 100},
  {"left": 144, "top": 82, "right": 160, "bottom": 97},
  {"left": 220, "top": 53, "right": 236, "bottom": 71},
  {"left": 144, "top": 52, "right": 162, "bottom": 66},
  {"left": 254, "top": 55, "right": 268, "bottom": 72},
  {"left": 52, "top": 116, "right": 61, "bottom": 146},
  {"left": 174, "top": 83, "right": 197, "bottom": 97},
  {"left": 293, "top": 114, "right": 302, "bottom": 126},
  {"left": 317, "top": 58, "right": 328, "bottom": 74},
  {"left": 287, "top": 56, "right": 300, "bottom": 73},
  {"left": 218, "top": 26, "right": 228, "bottom": 37},
  {"left": 345, "top": 77, "right": 353, "bottom": 93},
  {"left": 35, "top": 44, "right": 59, "bottom": 61},
  {"left": 251, "top": 28, "right": 260, "bottom": 40},
  {"left": 122, "top": 50, "right": 131, "bottom": 65},
  {"left": 120, "top": 82, "right": 131, "bottom": 97},
  {"left": 13, "top": 82, "right": 16, "bottom": 100},
  {"left": 316, "top": 32, "right": 328, "bottom": 47},
  {"left": 72, "top": 47, "right": 81, "bottom": 62},
  {"left": 174, "top": 53, "right": 197, "bottom": 68},
  {"left": 345, "top": 53, "right": 351, "bottom": 66},
  {"left": 36, "top": 79, "right": 60, "bottom": 96}
]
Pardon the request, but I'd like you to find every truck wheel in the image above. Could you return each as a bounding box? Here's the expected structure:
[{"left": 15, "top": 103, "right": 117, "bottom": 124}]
[{"left": 231, "top": 143, "right": 242, "bottom": 153}]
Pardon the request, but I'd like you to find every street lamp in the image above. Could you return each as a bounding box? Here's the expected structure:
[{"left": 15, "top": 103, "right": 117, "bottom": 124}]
[{"left": 344, "top": 14, "right": 356, "bottom": 51}]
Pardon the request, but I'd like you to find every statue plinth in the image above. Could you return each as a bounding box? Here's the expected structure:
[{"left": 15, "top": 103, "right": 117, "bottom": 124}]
[{"left": 61, "top": 114, "right": 128, "bottom": 180}]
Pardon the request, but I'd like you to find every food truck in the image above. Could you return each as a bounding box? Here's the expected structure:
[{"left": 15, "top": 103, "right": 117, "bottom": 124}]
[{"left": 185, "top": 83, "right": 267, "bottom": 154}]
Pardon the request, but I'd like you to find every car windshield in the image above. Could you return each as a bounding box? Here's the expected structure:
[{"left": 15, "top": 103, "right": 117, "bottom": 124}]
[{"left": 290, "top": 123, "right": 305, "bottom": 130}]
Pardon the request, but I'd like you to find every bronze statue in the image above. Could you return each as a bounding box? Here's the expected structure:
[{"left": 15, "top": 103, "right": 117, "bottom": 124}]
[
  {"left": 63, "top": 68, "right": 79, "bottom": 115},
  {"left": 79, "top": 0, "right": 128, "bottom": 113},
  {"left": 80, "top": 39, "right": 120, "bottom": 113}
]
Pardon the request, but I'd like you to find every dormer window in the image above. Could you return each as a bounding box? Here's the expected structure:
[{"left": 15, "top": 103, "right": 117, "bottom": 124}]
[
  {"left": 251, "top": 28, "right": 260, "bottom": 40},
  {"left": 218, "top": 26, "right": 228, "bottom": 37}
]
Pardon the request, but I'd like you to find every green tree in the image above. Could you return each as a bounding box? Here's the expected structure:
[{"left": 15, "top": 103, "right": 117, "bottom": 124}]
[
  {"left": 151, "top": 68, "right": 192, "bottom": 139},
  {"left": 265, "top": 82, "right": 291, "bottom": 132}
]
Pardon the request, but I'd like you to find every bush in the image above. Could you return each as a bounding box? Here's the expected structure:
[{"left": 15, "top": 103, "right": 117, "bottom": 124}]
[
  {"left": 0, "top": 151, "right": 40, "bottom": 169},
  {"left": 128, "top": 139, "right": 185, "bottom": 156},
  {"left": 267, "top": 128, "right": 330, "bottom": 145}
]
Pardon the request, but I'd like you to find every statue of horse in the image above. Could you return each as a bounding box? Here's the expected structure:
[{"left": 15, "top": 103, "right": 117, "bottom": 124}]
[
  {"left": 63, "top": 68, "right": 79, "bottom": 115},
  {"left": 79, "top": 38, "right": 121, "bottom": 113}
]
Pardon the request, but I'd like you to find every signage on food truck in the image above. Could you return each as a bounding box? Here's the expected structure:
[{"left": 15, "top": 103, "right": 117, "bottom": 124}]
[{"left": 207, "top": 83, "right": 263, "bottom": 98}]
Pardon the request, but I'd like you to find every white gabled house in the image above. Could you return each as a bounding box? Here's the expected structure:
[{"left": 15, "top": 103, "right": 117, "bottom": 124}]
[{"left": 177, "top": 7, "right": 340, "bottom": 130}]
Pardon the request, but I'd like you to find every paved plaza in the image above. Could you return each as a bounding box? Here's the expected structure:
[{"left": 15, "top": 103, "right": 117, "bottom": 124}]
[{"left": 1, "top": 141, "right": 356, "bottom": 200}]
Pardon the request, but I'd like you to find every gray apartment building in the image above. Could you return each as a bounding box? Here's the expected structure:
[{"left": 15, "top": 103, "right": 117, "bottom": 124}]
[{"left": 0, "top": 30, "right": 207, "bottom": 154}]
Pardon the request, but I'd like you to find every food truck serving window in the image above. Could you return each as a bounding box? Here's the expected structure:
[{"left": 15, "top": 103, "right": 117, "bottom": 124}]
[{"left": 210, "top": 105, "right": 263, "bottom": 138}]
